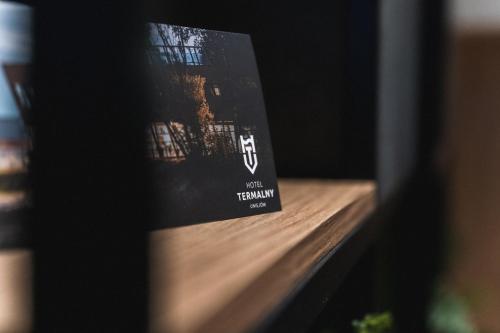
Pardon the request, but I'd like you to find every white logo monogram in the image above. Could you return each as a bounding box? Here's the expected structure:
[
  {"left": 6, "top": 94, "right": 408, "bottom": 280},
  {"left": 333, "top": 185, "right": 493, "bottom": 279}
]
[{"left": 240, "top": 135, "right": 258, "bottom": 174}]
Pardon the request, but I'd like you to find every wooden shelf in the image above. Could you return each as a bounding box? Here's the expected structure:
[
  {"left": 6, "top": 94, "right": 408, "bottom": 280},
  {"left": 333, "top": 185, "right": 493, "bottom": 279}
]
[
  {"left": 150, "top": 179, "right": 376, "bottom": 333},
  {"left": 0, "top": 250, "right": 31, "bottom": 333}
]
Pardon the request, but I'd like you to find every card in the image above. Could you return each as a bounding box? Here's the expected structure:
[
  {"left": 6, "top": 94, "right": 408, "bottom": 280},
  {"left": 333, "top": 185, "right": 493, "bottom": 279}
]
[{"left": 146, "top": 23, "right": 281, "bottom": 227}]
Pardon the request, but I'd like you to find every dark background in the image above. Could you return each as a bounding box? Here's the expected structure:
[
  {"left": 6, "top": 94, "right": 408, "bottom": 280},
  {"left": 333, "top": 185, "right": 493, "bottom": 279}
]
[{"left": 148, "top": 0, "right": 378, "bottom": 180}]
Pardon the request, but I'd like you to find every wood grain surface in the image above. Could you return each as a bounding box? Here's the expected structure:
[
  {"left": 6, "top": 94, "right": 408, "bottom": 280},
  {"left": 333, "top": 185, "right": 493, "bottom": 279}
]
[
  {"left": 0, "top": 250, "right": 31, "bottom": 333},
  {"left": 150, "top": 179, "right": 376, "bottom": 333}
]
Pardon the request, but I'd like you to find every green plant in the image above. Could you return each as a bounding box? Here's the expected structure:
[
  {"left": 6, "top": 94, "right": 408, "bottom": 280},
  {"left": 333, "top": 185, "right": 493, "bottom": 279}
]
[
  {"left": 352, "top": 312, "right": 393, "bottom": 333},
  {"left": 428, "top": 287, "right": 477, "bottom": 333}
]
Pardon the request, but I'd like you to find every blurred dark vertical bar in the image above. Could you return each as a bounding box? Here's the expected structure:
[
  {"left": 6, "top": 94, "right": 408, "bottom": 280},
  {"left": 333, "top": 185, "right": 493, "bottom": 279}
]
[
  {"left": 375, "top": 0, "right": 447, "bottom": 332},
  {"left": 377, "top": 0, "right": 421, "bottom": 200},
  {"left": 33, "top": 1, "right": 148, "bottom": 332}
]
